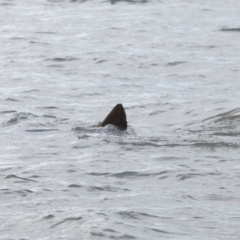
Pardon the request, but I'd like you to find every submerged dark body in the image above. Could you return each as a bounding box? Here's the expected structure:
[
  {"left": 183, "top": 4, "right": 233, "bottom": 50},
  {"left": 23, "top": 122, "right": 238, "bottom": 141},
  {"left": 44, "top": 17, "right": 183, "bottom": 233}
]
[{"left": 99, "top": 104, "right": 127, "bottom": 130}]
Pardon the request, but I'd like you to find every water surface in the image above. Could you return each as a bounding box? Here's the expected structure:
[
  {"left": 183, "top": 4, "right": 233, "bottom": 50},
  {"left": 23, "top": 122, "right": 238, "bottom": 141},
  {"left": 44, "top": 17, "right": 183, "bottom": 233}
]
[{"left": 1, "top": 0, "right": 240, "bottom": 239}]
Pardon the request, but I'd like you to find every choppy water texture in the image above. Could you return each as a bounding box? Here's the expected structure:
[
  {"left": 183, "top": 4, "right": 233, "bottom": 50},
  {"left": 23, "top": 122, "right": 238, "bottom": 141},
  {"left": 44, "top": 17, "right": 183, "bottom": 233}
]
[{"left": 1, "top": 0, "right": 240, "bottom": 239}]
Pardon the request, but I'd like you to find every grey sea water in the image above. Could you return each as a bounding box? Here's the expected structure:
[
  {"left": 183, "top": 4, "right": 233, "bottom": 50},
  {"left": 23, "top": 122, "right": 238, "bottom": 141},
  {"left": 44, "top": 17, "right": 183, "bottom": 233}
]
[{"left": 1, "top": 0, "right": 240, "bottom": 239}]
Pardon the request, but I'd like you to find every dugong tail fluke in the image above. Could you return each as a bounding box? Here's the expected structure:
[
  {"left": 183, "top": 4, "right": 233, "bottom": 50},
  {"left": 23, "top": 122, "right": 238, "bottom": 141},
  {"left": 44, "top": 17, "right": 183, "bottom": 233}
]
[{"left": 99, "top": 103, "right": 127, "bottom": 130}]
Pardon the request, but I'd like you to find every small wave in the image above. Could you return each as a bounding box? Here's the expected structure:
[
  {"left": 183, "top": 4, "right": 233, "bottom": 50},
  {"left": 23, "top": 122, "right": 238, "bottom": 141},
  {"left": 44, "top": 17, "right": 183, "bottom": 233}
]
[
  {"left": 30, "top": 175, "right": 41, "bottom": 178},
  {"left": 220, "top": 28, "right": 240, "bottom": 32},
  {"left": 72, "top": 126, "right": 97, "bottom": 133},
  {"left": 78, "top": 134, "right": 90, "bottom": 139},
  {"left": 73, "top": 124, "right": 132, "bottom": 140},
  {"left": 5, "top": 98, "right": 19, "bottom": 102},
  {"left": 68, "top": 184, "right": 82, "bottom": 188},
  {"left": 42, "top": 106, "right": 58, "bottom": 109},
  {"left": 43, "top": 115, "right": 57, "bottom": 118},
  {"left": 0, "top": 188, "right": 34, "bottom": 197},
  {"left": 71, "top": 0, "right": 148, "bottom": 3},
  {"left": 103, "top": 228, "right": 117, "bottom": 233},
  {"left": 93, "top": 59, "right": 107, "bottom": 64},
  {"left": 47, "top": 64, "right": 63, "bottom": 68},
  {"left": 35, "top": 31, "right": 56, "bottom": 34},
  {"left": 43, "top": 214, "right": 55, "bottom": 219},
  {"left": 183, "top": 194, "right": 198, "bottom": 200},
  {"left": 153, "top": 170, "right": 169, "bottom": 180},
  {"left": 87, "top": 186, "right": 115, "bottom": 192},
  {"left": 176, "top": 173, "right": 203, "bottom": 181},
  {"left": 109, "top": 0, "right": 148, "bottom": 4},
  {"left": 87, "top": 185, "right": 129, "bottom": 192},
  {"left": 30, "top": 41, "right": 49, "bottom": 45},
  {"left": 148, "top": 110, "right": 165, "bottom": 116},
  {"left": 0, "top": 2, "right": 14, "bottom": 5},
  {"left": 26, "top": 129, "right": 59, "bottom": 132},
  {"left": 87, "top": 172, "right": 110, "bottom": 176},
  {"left": 2, "top": 112, "right": 36, "bottom": 126},
  {"left": 118, "top": 211, "right": 158, "bottom": 221},
  {"left": 10, "top": 37, "right": 25, "bottom": 40},
  {"left": 50, "top": 216, "right": 82, "bottom": 228},
  {"left": 101, "top": 124, "right": 131, "bottom": 135},
  {"left": 166, "top": 61, "right": 186, "bottom": 66},
  {"left": 135, "top": 212, "right": 159, "bottom": 218},
  {"left": 47, "top": 0, "right": 66, "bottom": 3},
  {"left": 45, "top": 57, "right": 78, "bottom": 62},
  {"left": 206, "top": 194, "right": 238, "bottom": 201},
  {"left": 118, "top": 211, "right": 139, "bottom": 220},
  {"left": 213, "top": 132, "right": 240, "bottom": 137},
  {"left": 0, "top": 188, "right": 10, "bottom": 192},
  {"left": 0, "top": 110, "right": 16, "bottom": 114},
  {"left": 23, "top": 89, "right": 40, "bottom": 93},
  {"left": 191, "top": 142, "right": 239, "bottom": 149},
  {"left": 5, "top": 174, "right": 38, "bottom": 182},
  {"left": 119, "top": 141, "right": 182, "bottom": 148},
  {"left": 176, "top": 171, "right": 222, "bottom": 181},
  {"left": 214, "top": 114, "right": 240, "bottom": 123},
  {"left": 151, "top": 228, "right": 170, "bottom": 234},
  {"left": 200, "top": 108, "right": 240, "bottom": 143},
  {"left": 110, "top": 171, "right": 151, "bottom": 178},
  {"left": 202, "top": 108, "right": 240, "bottom": 123}
]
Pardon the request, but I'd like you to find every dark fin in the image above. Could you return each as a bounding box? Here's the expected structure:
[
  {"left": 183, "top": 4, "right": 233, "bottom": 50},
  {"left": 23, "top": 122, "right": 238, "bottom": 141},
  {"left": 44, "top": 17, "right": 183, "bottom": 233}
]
[{"left": 101, "top": 104, "right": 127, "bottom": 130}]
